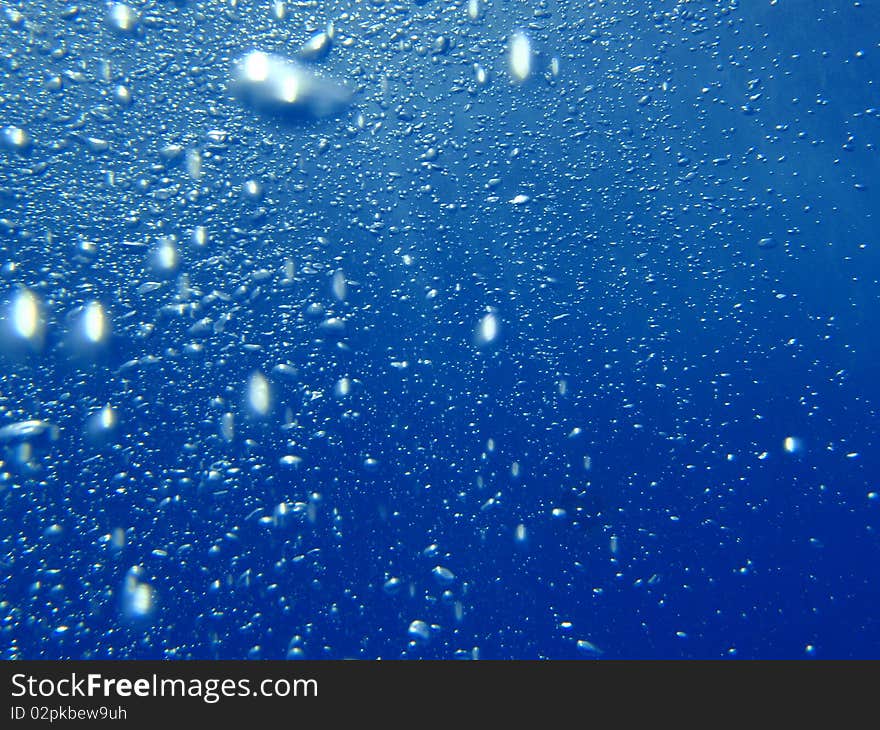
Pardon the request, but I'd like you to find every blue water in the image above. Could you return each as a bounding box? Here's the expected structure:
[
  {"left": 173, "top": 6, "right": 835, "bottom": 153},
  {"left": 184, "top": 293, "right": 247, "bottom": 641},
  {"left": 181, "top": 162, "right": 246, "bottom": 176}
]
[{"left": 0, "top": 0, "right": 877, "bottom": 660}]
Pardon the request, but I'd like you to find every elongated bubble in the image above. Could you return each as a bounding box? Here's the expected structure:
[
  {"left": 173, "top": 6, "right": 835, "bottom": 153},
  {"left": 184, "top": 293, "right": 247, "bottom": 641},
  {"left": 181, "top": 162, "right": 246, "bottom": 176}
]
[{"left": 509, "top": 31, "right": 532, "bottom": 81}]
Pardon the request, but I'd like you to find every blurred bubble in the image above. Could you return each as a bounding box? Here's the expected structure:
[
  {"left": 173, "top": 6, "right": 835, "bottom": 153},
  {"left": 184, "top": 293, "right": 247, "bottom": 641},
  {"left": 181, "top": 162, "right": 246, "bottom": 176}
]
[
  {"left": 474, "top": 311, "right": 500, "bottom": 347},
  {"left": 230, "top": 51, "right": 352, "bottom": 122},
  {"left": 81, "top": 301, "right": 110, "bottom": 345},
  {"left": 247, "top": 372, "right": 271, "bottom": 417},
  {"left": 1, "top": 125, "right": 31, "bottom": 152},
  {"left": 331, "top": 270, "right": 347, "bottom": 301},
  {"left": 1, "top": 288, "right": 45, "bottom": 353},
  {"left": 509, "top": 31, "right": 532, "bottom": 81},
  {"left": 106, "top": 3, "right": 139, "bottom": 34},
  {"left": 120, "top": 567, "right": 155, "bottom": 623},
  {"left": 150, "top": 236, "right": 179, "bottom": 276},
  {"left": 85, "top": 405, "right": 119, "bottom": 446}
]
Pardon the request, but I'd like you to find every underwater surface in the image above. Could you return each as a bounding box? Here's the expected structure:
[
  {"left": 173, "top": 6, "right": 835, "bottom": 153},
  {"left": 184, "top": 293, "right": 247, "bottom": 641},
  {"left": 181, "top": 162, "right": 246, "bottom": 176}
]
[{"left": 0, "top": 0, "right": 878, "bottom": 659}]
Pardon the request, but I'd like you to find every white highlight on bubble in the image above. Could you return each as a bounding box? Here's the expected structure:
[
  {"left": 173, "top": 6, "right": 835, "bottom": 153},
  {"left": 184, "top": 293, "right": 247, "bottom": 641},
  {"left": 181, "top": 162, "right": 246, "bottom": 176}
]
[
  {"left": 280, "top": 75, "right": 301, "bottom": 103},
  {"left": 121, "top": 570, "right": 155, "bottom": 621},
  {"left": 86, "top": 404, "right": 118, "bottom": 444},
  {"left": 475, "top": 311, "right": 500, "bottom": 346},
  {"left": 185, "top": 148, "right": 202, "bottom": 180},
  {"left": 99, "top": 405, "right": 117, "bottom": 429},
  {"left": 191, "top": 226, "right": 208, "bottom": 247},
  {"left": 83, "top": 301, "right": 109, "bottom": 344},
  {"left": 2, "top": 125, "right": 31, "bottom": 150},
  {"left": 509, "top": 31, "right": 532, "bottom": 81},
  {"left": 577, "top": 639, "right": 604, "bottom": 656},
  {"left": 408, "top": 620, "right": 432, "bottom": 643},
  {"left": 243, "top": 51, "right": 270, "bottom": 83},
  {"left": 107, "top": 3, "right": 138, "bottom": 33},
  {"left": 11, "top": 289, "right": 42, "bottom": 342},
  {"left": 331, "top": 270, "right": 347, "bottom": 302},
  {"left": 220, "top": 412, "right": 235, "bottom": 442},
  {"left": 248, "top": 372, "right": 271, "bottom": 416},
  {"left": 334, "top": 377, "right": 351, "bottom": 398},
  {"left": 152, "top": 237, "right": 178, "bottom": 273}
]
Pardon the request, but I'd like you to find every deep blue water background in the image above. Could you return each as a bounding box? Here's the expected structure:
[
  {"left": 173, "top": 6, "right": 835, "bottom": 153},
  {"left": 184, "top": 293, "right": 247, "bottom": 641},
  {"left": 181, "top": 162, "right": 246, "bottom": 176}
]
[{"left": 0, "top": 0, "right": 878, "bottom": 659}]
